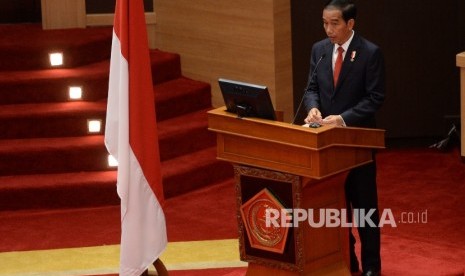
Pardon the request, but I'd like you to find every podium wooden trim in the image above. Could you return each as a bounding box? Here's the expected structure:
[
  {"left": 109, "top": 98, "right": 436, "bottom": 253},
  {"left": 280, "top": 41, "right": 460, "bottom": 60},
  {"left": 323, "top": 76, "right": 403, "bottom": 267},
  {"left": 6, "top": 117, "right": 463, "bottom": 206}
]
[
  {"left": 207, "top": 107, "right": 385, "bottom": 275},
  {"left": 208, "top": 107, "right": 384, "bottom": 180}
]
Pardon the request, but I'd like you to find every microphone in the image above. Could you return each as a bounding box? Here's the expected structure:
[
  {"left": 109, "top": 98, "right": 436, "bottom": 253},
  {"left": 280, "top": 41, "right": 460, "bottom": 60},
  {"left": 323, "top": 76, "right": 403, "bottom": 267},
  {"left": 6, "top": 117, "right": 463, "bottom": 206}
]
[{"left": 292, "top": 53, "right": 326, "bottom": 125}]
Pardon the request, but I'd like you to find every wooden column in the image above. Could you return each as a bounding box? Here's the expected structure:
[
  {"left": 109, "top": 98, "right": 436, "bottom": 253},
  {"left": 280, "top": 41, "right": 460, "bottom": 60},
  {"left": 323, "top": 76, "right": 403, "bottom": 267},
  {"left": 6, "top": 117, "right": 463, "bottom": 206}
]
[
  {"left": 456, "top": 52, "right": 465, "bottom": 160},
  {"left": 41, "top": 0, "right": 86, "bottom": 29}
]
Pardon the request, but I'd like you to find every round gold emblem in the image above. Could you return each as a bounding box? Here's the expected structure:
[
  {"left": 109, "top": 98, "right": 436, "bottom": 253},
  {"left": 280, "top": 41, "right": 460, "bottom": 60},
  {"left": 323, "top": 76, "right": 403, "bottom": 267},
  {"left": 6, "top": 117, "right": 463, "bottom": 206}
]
[{"left": 248, "top": 199, "right": 287, "bottom": 247}]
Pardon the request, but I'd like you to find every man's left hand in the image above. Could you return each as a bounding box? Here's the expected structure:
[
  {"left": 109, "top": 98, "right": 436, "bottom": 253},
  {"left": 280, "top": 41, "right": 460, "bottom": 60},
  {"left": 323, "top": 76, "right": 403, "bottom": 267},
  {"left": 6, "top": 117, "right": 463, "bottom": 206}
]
[{"left": 321, "top": 115, "right": 345, "bottom": 126}]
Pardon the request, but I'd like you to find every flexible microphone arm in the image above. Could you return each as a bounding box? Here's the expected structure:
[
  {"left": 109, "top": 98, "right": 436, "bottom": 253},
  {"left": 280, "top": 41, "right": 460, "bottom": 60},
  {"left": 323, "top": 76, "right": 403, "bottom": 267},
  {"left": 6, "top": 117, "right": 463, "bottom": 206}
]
[{"left": 291, "top": 53, "right": 326, "bottom": 125}]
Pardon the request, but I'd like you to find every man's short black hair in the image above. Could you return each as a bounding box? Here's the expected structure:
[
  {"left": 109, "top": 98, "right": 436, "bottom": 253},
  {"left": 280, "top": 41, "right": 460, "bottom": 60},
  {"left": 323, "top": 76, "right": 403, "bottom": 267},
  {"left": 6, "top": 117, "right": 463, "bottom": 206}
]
[{"left": 324, "top": 0, "right": 357, "bottom": 22}]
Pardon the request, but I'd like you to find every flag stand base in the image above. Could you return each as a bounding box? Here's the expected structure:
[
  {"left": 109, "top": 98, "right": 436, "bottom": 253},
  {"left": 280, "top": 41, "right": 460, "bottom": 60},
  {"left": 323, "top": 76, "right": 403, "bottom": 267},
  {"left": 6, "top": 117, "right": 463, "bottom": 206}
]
[{"left": 140, "top": 258, "right": 168, "bottom": 276}]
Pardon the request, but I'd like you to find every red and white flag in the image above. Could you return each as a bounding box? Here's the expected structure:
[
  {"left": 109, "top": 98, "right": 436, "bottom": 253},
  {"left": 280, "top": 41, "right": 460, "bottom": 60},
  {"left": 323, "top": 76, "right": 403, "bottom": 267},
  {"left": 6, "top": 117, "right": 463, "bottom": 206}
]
[{"left": 104, "top": 0, "right": 167, "bottom": 275}]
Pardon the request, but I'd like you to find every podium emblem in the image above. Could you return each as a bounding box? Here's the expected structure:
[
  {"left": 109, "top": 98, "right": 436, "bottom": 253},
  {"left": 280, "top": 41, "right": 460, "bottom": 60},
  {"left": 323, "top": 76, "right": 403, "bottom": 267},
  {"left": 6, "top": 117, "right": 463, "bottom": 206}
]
[{"left": 240, "top": 188, "right": 290, "bottom": 254}]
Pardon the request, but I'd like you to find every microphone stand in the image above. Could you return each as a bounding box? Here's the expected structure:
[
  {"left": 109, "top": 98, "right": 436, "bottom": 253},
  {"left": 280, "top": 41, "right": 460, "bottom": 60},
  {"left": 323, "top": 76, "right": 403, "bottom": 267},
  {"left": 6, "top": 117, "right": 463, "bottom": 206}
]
[{"left": 291, "top": 54, "right": 326, "bottom": 125}]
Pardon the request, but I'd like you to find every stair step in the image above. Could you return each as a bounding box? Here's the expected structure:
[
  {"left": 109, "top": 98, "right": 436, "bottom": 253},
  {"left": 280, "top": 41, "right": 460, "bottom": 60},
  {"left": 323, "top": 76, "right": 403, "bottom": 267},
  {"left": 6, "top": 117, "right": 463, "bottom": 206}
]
[
  {"left": 0, "top": 49, "right": 181, "bottom": 105},
  {"left": 0, "top": 146, "right": 231, "bottom": 210},
  {"left": 155, "top": 77, "right": 212, "bottom": 121},
  {"left": 157, "top": 108, "right": 215, "bottom": 161},
  {"left": 161, "top": 147, "right": 233, "bottom": 198},
  {"left": 0, "top": 102, "right": 107, "bottom": 139},
  {"left": 0, "top": 136, "right": 110, "bottom": 176},
  {"left": 0, "top": 61, "right": 110, "bottom": 105},
  {"left": 0, "top": 24, "right": 113, "bottom": 71},
  {"left": 0, "top": 171, "right": 118, "bottom": 211},
  {"left": 0, "top": 147, "right": 231, "bottom": 209},
  {"left": 150, "top": 49, "right": 182, "bottom": 84}
]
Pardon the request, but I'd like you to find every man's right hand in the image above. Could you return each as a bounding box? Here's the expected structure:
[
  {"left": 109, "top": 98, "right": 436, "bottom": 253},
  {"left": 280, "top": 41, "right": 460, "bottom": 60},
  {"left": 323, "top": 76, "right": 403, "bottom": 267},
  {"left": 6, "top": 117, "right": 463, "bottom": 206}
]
[{"left": 304, "top": 108, "right": 323, "bottom": 124}]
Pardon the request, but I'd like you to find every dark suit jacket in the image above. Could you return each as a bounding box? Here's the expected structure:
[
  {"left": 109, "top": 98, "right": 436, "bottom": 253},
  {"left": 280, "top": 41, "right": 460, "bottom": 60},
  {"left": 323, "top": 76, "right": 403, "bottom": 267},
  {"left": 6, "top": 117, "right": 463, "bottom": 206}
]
[{"left": 303, "top": 33, "right": 385, "bottom": 128}]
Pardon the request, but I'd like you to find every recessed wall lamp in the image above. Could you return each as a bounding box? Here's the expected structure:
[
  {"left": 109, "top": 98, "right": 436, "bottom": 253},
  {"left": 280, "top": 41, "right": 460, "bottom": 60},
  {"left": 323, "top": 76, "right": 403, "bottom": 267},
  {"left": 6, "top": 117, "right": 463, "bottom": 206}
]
[
  {"left": 69, "top": 86, "right": 83, "bottom": 100},
  {"left": 49, "top": 52, "right": 63, "bottom": 66},
  {"left": 87, "top": 119, "right": 102, "bottom": 133},
  {"left": 108, "top": 154, "right": 119, "bottom": 167}
]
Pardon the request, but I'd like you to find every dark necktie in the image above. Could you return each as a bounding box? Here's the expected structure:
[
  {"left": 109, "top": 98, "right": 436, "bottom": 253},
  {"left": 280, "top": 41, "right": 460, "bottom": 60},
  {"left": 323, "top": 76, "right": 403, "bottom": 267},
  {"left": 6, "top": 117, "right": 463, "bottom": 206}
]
[{"left": 333, "top": 46, "right": 344, "bottom": 86}]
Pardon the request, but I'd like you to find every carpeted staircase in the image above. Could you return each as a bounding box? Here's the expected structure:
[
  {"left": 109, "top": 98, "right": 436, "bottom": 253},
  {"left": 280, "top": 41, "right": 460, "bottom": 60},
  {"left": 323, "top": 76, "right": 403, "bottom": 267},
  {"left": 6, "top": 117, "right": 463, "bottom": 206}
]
[{"left": 0, "top": 24, "right": 233, "bottom": 212}]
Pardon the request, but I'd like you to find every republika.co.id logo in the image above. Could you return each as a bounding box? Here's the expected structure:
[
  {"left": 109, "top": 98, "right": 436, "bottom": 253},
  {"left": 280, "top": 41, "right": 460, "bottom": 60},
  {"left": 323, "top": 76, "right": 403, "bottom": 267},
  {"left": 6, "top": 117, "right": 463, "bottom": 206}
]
[{"left": 265, "top": 208, "right": 428, "bottom": 228}]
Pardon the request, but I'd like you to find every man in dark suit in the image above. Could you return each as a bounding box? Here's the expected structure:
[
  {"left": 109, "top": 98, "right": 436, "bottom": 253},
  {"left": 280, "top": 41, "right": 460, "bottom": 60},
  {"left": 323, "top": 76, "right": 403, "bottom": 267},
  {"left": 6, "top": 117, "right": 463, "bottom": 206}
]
[{"left": 303, "top": 1, "right": 385, "bottom": 275}]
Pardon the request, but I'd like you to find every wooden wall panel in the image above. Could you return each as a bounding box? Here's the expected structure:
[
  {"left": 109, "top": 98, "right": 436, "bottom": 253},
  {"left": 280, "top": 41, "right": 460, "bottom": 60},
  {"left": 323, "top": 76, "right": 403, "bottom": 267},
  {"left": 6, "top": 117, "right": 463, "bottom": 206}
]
[
  {"left": 153, "top": 0, "right": 294, "bottom": 121},
  {"left": 273, "top": 0, "right": 293, "bottom": 122},
  {"left": 41, "top": 0, "right": 86, "bottom": 29},
  {"left": 40, "top": 0, "right": 157, "bottom": 48}
]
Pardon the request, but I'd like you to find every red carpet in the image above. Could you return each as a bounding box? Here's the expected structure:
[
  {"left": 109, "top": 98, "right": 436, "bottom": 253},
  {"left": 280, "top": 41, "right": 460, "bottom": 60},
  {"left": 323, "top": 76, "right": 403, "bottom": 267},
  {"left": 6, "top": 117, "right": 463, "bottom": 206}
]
[
  {"left": 378, "top": 147, "right": 465, "bottom": 247},
  {"left": 0, "top": 24, "right": 464, "bottom": 276},
  {"left": 0, "top": 178, "right": 237, "bottom": 252}
]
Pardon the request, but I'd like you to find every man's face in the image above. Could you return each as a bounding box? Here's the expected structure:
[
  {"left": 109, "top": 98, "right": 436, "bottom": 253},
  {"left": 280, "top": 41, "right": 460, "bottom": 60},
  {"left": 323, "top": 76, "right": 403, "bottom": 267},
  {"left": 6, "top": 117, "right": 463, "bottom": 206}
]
[{"left": 322, "top": 8, "right": 354, "bottom": 45}]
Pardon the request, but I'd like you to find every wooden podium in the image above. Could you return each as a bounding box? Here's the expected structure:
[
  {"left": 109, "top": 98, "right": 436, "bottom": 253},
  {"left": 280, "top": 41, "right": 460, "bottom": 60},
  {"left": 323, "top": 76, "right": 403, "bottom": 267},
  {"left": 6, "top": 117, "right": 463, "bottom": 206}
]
[{"left": 208, "top": 107, "right": 385, "bottom": 275}]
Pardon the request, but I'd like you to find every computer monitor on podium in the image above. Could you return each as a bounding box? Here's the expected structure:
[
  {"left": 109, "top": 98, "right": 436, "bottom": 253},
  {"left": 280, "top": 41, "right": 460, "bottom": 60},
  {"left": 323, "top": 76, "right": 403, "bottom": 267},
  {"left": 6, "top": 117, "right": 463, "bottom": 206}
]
[{"left": 218, "top": 78, "right": 276, "bottom": 120}]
